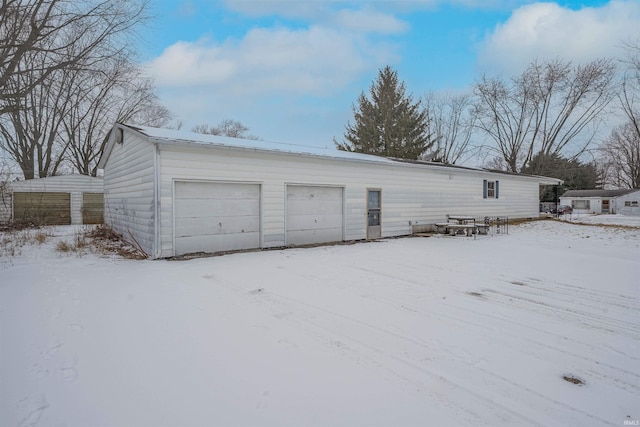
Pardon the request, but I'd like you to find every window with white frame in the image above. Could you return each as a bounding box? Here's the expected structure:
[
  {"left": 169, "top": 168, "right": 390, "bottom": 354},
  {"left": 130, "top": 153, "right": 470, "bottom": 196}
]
[
  {"left": 483, "top": 180, "right": 499, "bottom": 199},
  {"left": 571, "top": 200, "right": 590, "bottom": 209},
  {"left": 626, "top": 200, "right": 639, "bottom": 207}
]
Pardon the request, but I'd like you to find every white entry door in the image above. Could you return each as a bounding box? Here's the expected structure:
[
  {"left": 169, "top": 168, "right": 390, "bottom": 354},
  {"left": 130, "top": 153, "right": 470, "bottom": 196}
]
[
  {"left": 174, "top": 181, "right": 260, "bottom": 255},
  {"left": 286, "top": 185, "right": 343, "bottom": 245}
]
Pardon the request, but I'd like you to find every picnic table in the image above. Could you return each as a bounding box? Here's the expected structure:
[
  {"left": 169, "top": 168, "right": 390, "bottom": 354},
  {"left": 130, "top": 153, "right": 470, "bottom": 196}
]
[
  {"left": 448, "top": 215, "right": 476, "bottom": 224},
  {"left": 435, "top": 216, "right": 478, "bottom": 237}
]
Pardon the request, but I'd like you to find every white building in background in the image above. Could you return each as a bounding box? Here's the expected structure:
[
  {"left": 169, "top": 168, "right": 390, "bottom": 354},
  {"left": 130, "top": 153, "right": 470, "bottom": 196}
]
[
  {"left": 560, "top": 189, "right": 640, "bottom": 216},
  {"left": 1, "top": 174, "right": 103, "bottom": 225},
  {"left": 98, "top": 123, "right": 561, "bottom": 258}
]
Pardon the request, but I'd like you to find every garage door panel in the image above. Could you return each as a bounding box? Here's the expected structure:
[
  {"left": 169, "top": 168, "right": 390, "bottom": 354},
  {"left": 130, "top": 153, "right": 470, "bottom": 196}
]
[
  {"left": 287, "top": 228, "right": 343, "bottom": 246},
  {"left": 286, "top": 199, "right": 343, "bottom": 216},
  {"left": 286, "top": 213, "right": 343, "bottom": 230},
  {"left": 175, "top": 232, "right": 260, "bottom": 254},
  {"left": 287, "top": 186, "right": 342, "bottom": 200},
  {"left": 13, "top": 192, "right": 71, "bottom": 225},
  {"left": 82, "top": 192, "right": 104, "bottom": 224},
  {"left": 286, "top": 185, "right": 343, "bottom": 245},
  {"left": 175, "top": 198, "right": 259, "bottom": 218},
  {"left": 175, "top": 215, "right": 260, "bottom": 238},
  {"left": 174, "top": 181, "right": 260, "bottom": 255},
  {"left": 175, "top": 182, "right": 259, "bottom": 199}
]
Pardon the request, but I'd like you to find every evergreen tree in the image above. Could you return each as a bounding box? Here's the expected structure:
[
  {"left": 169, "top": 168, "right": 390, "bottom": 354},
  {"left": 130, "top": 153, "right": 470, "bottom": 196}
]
[{"left": 335, "top": 66, "right": 432, "bottom": 160}]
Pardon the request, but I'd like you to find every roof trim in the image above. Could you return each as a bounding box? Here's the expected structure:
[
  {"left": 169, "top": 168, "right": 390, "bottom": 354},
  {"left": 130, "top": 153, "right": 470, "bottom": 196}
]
[
  {"left": 99, "top": 123, "right": 562, "bottom": 185},
  {"left": 560, "top": 188, "right": 640, "bottom": 198}
]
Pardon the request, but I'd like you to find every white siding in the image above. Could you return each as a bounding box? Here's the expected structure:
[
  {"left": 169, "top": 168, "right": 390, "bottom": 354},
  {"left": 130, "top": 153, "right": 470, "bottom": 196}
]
[
  {"left": 3, "top": 175, "right": 103, "bottom": 225},
  {"left": 615, "top": 190, "right": 640, "bottom": 216},
  {"left": 155, "top": 145, "right": 544, "bottom": 257},
  {"left": 9, "top": 174, "right": 103, "bottom": 192},
  {"left": 0, "top": 190, "right": 11, "bottom": 224},
  {"left": 103, "top": 132, "right": 156, "bottom": 256}
]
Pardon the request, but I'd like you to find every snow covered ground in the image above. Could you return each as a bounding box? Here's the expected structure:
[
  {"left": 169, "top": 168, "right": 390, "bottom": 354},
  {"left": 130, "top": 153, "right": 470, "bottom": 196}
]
[{"left": 1, "top": 217, "right": 639, "bottom": 427}]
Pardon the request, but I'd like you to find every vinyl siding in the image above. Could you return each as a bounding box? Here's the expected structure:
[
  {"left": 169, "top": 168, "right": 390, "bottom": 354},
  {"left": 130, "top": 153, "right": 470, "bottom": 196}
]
[
  {"left": 615, "top": 190, "right": 640, "bottom": 216},
  {"left": 155, "top": 145, "right": 543, "bottom": 257},
  {"left": 0, "top": 191, "right": 11, "bottom": 224},
  {"left": 103, "top": 132, "right": 156, "bottom": 255}
]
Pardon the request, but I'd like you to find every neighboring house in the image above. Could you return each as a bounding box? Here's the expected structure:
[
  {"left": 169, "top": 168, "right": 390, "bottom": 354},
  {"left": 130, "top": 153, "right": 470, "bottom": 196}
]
[
  {"left": 98, "top": 123, "right": 561, "bottom": 258},
  {"left": 559, "top": 189, "right": 640, "bottom": 216},
  {"left": 0, "top": 174, "right": 104, "bottom": 225}
]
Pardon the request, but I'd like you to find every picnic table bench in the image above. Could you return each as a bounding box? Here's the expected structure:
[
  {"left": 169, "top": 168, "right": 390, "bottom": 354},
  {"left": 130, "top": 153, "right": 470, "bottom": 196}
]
[
  {"left": 445, "top": 223, "right": 477, "bottom": 236},
  {"left": 435, "top": 221, "right": 477, "bottom": 236}
]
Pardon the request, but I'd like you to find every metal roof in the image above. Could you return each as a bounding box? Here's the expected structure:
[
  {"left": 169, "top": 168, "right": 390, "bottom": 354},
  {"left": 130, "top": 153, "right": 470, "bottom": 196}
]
[
  {"left": 98, "top": 123, "right": 561, "bottom": 185},
  {"left": 126, "top": 124, "right": 399, "bottom": 165},
  {"left": 560, "top": 189, "right": 640, "bottom": 198}
]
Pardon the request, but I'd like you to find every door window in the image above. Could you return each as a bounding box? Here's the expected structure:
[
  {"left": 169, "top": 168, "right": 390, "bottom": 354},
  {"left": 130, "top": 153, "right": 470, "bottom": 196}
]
[{"left": 368, "top": 190, "right": 381, "bottom": 226}]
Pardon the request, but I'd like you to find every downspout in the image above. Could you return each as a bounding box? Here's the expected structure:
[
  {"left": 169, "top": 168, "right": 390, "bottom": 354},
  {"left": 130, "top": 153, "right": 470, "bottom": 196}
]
[{"left": 154, "top": 143, "right": 161, "bottom": 258}]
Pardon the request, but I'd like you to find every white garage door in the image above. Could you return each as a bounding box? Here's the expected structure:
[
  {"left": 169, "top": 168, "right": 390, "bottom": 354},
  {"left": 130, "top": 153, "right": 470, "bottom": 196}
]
[
  {"left": 286, "top": 185, "right": 343, "bottom": 245},
  {"left": 174, "top": 181, "right": 260, "bottom": 255}
]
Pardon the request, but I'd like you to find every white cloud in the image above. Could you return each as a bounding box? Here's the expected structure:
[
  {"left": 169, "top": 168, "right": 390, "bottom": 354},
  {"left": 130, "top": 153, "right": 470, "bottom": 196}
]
[
  {"left": 174, "top": 1, "right": 198, "bottom": 17},
  {"left": 224, "top": 0, "right": 409, "bottom": 34},
  {"left": 147, "top": 25, "right": 397, "bottom": 95},
  {"left": 478, "top": 1, "right": 640, "bottom": 75},
  {"left": 147, "top": 40, "right": 236, "bottom": 86},
  {"left": 145, "top": 24, "right": 399, "bottom": 144},
  {"left": 332, "top": 8, "right": 409, "bottom": 34},
  {"left": 223, "top": 0, "right": 332, "bottom": 20}
]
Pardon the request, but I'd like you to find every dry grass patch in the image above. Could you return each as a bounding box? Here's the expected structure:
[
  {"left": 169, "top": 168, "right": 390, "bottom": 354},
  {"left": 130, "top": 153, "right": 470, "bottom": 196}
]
[
  {"left": 53, "top": 225, "right": 146, "bottom": 259},
  {"left": 56, "top": 240, "right": 73, "bottom": 252},
  {"left": 1, "top": 228, "right": 54, "bottom": 258},
  {"left": 85, "top": 225, "right": 147, "bottom": 260}
]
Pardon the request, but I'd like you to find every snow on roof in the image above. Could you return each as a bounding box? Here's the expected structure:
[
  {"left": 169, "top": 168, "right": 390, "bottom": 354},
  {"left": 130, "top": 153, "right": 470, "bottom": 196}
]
[
  {"left": 126, "top": 124, "right": 398, "bottom": 165},
  {"left": 561, "top": 189, "right": 639, "bottom": 198},
  {"left": 119, "top": 124, "right": 561, "bottom": 184}
]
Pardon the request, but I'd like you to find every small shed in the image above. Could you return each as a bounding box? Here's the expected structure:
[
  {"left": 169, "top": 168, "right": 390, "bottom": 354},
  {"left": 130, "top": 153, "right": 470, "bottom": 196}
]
[
  {"left": 0, "top": 174, "right": 104, "bottom": 225},
  {"left": 560, "top": 189, "right": 640, "bottom": 216},
  {"left": 98, "top": 124, "right": 561, "bottom": 258}
]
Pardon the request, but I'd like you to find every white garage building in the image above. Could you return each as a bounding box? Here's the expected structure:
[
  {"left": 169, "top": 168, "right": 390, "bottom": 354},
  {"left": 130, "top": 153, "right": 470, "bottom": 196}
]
[
  {"left": 98, "top": 124, "right": 560, "bottom": 258},
  {"left": 0, "top": 174, "right": 103, "bottom": 225}
]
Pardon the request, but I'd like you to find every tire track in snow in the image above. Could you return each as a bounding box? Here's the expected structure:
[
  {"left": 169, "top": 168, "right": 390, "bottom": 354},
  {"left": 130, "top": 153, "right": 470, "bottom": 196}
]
[
  {"left": 521, "top": 277, "right": 638, "bottom": 308},
  {"left": 507, "top": 279, "right": 638, "bottom": 315},
  {"left": 483, "top": 290, "right": 640, "bottom": 340},
  {"left": 353, "top": 265, "right": 640, "bottom": 350},
  {"left": 316, "top": 267, "right": 640, "bottom": 395},
  {"left": 256, "top": 289, "right": 614, "bottom": 426},
  {"left": 357, "top": 274, "right": 640, "bottom": 391},
  {"left": 367, "top": 290, "right": 640, "bottom": 396},
  {"left": 261, "top": 291, "right": 542, "bottom": 425}
]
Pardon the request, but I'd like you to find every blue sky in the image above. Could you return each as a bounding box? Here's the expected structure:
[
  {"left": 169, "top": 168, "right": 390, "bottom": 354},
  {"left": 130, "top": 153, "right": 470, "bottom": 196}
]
[{"left": 139, "top": 0, "right": 640, "bottom": 150}]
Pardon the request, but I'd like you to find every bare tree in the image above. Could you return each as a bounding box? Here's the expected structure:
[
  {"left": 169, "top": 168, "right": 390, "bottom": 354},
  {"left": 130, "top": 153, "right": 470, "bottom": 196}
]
[
  {"left": 0, "top": 54, "right": 76, "bottom": 178},
  {"left": 474, "top": 58, "right": 617, "bottom": 173},
  {"left": 598, "top": 41, "right": 640, "bottom": 189},
  {"left": 63, "top": 58, "right": 172, "bottom": 176},
  {"left": 0, "top": 0, "right": 151, "bottom": 179},
  {"left": 192, "top": 119, "right": 259, "bottom": 140},
  {"left": 602, "top": 122, "right": 640, "bottom": 189},
  {"left": 423, "top": 92, "right": 477, "bottom": 164},
  {"left": 620, "top": 40, "right": 640, "bottom": 130},
  {"left": 1, "top": 0, "right": 148, "bottom": 116}
]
